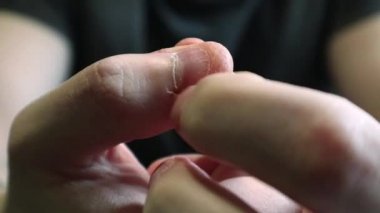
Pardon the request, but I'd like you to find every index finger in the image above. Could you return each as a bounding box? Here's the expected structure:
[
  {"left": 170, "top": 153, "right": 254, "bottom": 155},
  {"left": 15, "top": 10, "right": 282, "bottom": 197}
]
[
  {"left": 172, "top": 72, "right": 380, "bottom": 212},
  {"left": 9, "top": 42, "right": 233, "bottom": 168}
]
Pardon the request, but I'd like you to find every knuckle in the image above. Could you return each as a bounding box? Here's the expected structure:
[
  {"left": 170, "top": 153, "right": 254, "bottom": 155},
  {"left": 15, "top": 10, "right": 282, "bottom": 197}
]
[
  {"left": 301, "top": 99, "right": 355, "bottom": 186},
  {"left": 85, "top": 56, "right": 127, "bottom": 99},
  {"left": 82, "top": 56, "right": 144, "bottom": 110},
  {"left": 308, "top": 121, "right": 348, "bottom": 172}
]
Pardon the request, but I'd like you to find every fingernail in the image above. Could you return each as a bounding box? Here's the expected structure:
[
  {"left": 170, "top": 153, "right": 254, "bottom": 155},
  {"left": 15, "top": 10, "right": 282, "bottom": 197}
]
[
  {"left": 149, "top": 158, "right": 177, "bottom": 186},
  {"left": 149, "top": 157, "right": 210, "bottom": 187}
]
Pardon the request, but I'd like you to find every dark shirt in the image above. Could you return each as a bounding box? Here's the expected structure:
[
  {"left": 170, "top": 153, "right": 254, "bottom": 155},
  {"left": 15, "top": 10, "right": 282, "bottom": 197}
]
[{"left": 2, "top": 0, "right": 380, "bottom": 165}]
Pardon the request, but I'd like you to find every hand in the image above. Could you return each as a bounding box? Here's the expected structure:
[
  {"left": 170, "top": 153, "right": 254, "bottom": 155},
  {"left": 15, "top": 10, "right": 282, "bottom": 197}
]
[
  {"left": 145, "top": 73, "right": 380, "bottom": 213},
  {"left": 5, "top": 39, "right": 233, "bottom": 212}
]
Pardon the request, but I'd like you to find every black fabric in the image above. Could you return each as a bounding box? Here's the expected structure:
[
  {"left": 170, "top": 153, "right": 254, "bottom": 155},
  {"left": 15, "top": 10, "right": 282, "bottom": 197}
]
[
  {"left": 332, "top": 0, "right": 380, "bottom": 31},
  {"left": 1, "top": 0, "right": 380, "bottom": 166},
  {"left": 1, "top": 0, "right": 71, "bottom": 36}
]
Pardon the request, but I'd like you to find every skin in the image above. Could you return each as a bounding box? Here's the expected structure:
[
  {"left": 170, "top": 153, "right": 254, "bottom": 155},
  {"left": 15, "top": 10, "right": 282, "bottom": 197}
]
[
  {"left": 5, "top": 40, "right": 233, "bottom": 212},
  {"left": 145, "top": 14, "right": 380, "bottom": 212},
  {"left": 329, "top": 15, "right": 380, "bottom": 120},
  {"left": 6, "top": 39, "right": 380, "bottom": 212},
  {"left": 146, "top": 72, "right": 380, "bottom": 212},
  {"left": 2, "top": 9, "right": 380, "bottom": 213},
  {"left": 0, "top": 11, "right": 71, "bottom": 192}
]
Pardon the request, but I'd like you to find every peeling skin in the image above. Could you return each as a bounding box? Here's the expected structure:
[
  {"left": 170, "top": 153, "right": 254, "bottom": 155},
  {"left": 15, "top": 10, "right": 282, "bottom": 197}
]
[
  {"left": 171, "top": 53, "right": 179, "bottom": 91},
  {"left": 167, "top": 53, "right": 180, "bottom": 94}
]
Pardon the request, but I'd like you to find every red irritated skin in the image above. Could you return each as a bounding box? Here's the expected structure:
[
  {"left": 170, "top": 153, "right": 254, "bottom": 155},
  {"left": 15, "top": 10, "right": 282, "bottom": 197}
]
[{"left": 6, "top": 40, "right": 233, "bottom": 212}]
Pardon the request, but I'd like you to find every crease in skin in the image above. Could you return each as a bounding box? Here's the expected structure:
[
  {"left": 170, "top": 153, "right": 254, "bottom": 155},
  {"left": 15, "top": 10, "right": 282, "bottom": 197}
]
[{"left": 167, "top": 53, "right": 180, "bottom": 94}]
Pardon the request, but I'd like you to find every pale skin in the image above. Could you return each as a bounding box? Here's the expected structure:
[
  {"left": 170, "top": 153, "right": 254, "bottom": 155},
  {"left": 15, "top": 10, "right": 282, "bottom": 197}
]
[
  {"left": 0, "top": 10, "right": 71, "bottom": 207},
  {"left": 1, "top": 9, "right": 380, "bottom": 212}
]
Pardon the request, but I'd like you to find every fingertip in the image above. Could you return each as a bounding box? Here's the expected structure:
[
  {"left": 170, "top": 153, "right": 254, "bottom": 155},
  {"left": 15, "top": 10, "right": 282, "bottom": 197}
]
[
  {"left": 175, "top": 41, "right": 233, "bottom": 94},
  {"left": 201, "top": 41, "right": 234, "bottom": 74},
  {"left": 171, "top": 85, "right": 196, "bottom": 126},
  {"left": 149, "top": 157, "right": 209, "bottom": 187},
  {"left": 148, "top": 154, "right": 219, "bottom": 176},
  {"left": 147, "top": 158, "right": 168, "bottom": 175},
  {"left": 146, "top": 156, "right": 256, "bottom": 213},
  {"left": 154, "top": 41, "right": 233, "bottom": 94}
]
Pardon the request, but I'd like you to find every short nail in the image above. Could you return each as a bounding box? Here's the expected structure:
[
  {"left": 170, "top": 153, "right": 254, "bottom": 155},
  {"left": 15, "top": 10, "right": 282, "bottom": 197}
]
[
  {"left": 150, "top": 157, "right": 211, "bottom": 187},
  {"left": 149, "top": 158, "right": 177, "bottom": 186}
]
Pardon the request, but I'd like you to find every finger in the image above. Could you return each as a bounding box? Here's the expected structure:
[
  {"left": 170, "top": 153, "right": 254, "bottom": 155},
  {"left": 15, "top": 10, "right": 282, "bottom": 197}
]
[
  {"left": 145, "top": 157, "right": 256, "bottom": 213},
  {"left": 149, "top": 155, "right": 302, "bottom": 212},
  {"left": 147, "top": 154, "right": 219, "bottom": 175},
  {"left": 220, "top": 176, "right": 303, "bottom": 213},
  {"left": 172, "top": 72, "right": 380, "bottom": 212},
  {"left": 9, "top": 42, "right": 233, "bottom": 168},
  {"left": 148, "top": 154, "right": 249, "bottom": 181}
]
